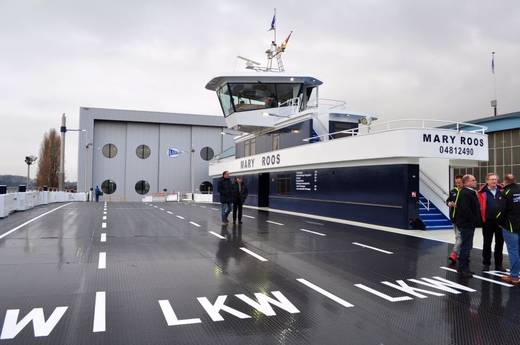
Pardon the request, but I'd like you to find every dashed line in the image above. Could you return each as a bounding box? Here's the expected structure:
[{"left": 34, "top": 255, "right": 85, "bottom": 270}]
[
  {"left": 352, "top": 242, "right": 393, "bottom": 254},
  {"left": 103, "top": 211, "right": 107, "bottom": 215},
  {"left": 160, "top": 208, "right": 164, "bottom": 211},
  {"left": 93, "top": 291, "right": 106, "bottom": 332},
  {"left": 100, "top": 233, "right": 106, "bottom": 242},
  {"left": 102, "top": 222, "right": 107, "bottom": 229},
  {"left": 243, "top": 215, "right": 255, "bottom": 219},
  {"left": 299, "top": 228, "right": 326, "bottom": 236},
  {"left": 305, "top": 220, "right": 324, "bottom": 226},
  {"left": 200, "top": 205, "right": 207, "bottom": 209},
  {"left": 210, "top": 207, "right": 219, "bottom": 211},
  {"left": 102, "top": 216, "right": 107, "bottom": 220},
  {"left": 266, "top": 220, "right": 284, "bottom": 226},
  {"left": 240, "top": 247, "right": 268, "bottom": 262},
  {"left": 297, "top": 278, "right": 354, "bottom": 308},
  {"left": 209, "top": 231, "right": 226, "bottom": 239},
  {"left": 98, "top": 252, "right": 106, "bottom": 269},
  {"left": 167, "top": 211, "right": 173, "bottom": 215},
  {"left": 189, "top": 221, "right": 201, "bottom": 227},
  {"left": 440, "top": 266, "right": 513, "bottom": 287},
  {"left": 176, "top": 215, "right": 185, "bottom": 220}
]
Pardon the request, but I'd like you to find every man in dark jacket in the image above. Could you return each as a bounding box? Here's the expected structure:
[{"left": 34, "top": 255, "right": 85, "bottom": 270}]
[
  {"left": 218, "top": 171, "right": 233, "bottom": 225},
  {"left": 232, "top": 177, "right": 248, "bottom": 224},
  {"left": 446, "top": 175, "right": 463, "bottom": 264},
  {"left": 478, "top": 173, "right": 504, "bottom": 270},
  {"left": 454, "top": 174, "right": 482, "bottom": 277},
  {"left": 498, "top": 174, "right": 520, "bottom": 285}
]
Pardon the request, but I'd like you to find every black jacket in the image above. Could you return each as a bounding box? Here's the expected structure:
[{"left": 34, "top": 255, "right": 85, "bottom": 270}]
[
  {"left": 454, "top": 187, "right": 482, "bottom": 229},
  {"left": 232, "top": 182, "right": 248, "bottom": 204},
  {"left": 498, "top": 183, "right": 520, "bottom": 233},
  {"left": 218, "top": 178, "right": 233, "bottom": 203},
  {"left": 446, "top": 187, "right": 460, "bottom": 221}
]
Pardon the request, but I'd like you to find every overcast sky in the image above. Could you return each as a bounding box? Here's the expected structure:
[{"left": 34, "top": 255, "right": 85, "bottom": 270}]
[{"left": 1, "top": 0, "right": 519, "bottom": 181}]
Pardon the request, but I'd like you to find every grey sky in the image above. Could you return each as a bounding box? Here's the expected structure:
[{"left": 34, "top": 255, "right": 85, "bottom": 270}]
[{"left": 1, "top": 0, "right": 519, "bottom": 180}]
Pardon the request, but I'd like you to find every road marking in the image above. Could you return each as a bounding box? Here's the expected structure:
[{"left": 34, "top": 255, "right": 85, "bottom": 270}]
[
  {"left": 0, "top": 203, "right": 72, "bottom": 240},
  {"left": 100, "top": 233, "right": 106, "bottom": 242},
  {"left": 352, "top": 242, "right": 393, "bottom": 254},
  {"left": 189, "top": 221, "right": 201, "bottom": 227},
  {"left": 167, "top": 211, "right": 173, "bottom": 215},
  {"left": 176, "top": 215, "right": 185, "bottom": 220},
  {"left": 243, "top": 215, "right": 255, "bottom": 219},
  {"left": 299, "top": 228, "right": 326, "bottom": 236},
  {"left": 158, "top": 300, "right": 202, "bottom": 326},
  {"left": 240, "top": 247, "right": 268, "bottom": 262},
  {"left": 305, "top": 220, "right": 324, "bottom": 226},
  {"left": 296, "top": 278, "right": 354, "bottom": 308},
  {"left": 98, "top": 252, "right": 106, "bottom": 269},
  {"left": 440, "top": 267, "right": 513, "bottom": 287},
  {"left": 209, "top": 231, "right": 226, "bottom": 239},
  {"left": 211, "top": 207, "right": 219, "bottom": 211},
  {"left": 200, "top": 205, "right": 207, "bottom": 209},
  {"left": 102, "top": 216, "right": 107, "bottom": 220},
  {"left": 102, "top": 222, "right": 107, "bottom": 229},
  {"left": 266, "top": 220, "right": 284, "bottom": 226},
  {"left": 93, "top": 291, "right": 106, "bottom": 332},
  {"left": 103, "top": 211, "right": 107, "bottom": 215},
  {"left": 160, "top": 208, "right": 164, "bottom": 211}
]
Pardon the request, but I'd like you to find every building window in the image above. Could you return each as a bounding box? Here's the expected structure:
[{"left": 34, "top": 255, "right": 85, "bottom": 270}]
[
  {"left": 276, "top": 174, "right": 291, "bottom": 195},
  {"left": 101, "top": 179, "right": 117, "bottom": 194},
  {"left": 135, "top": 180, "right": 150, "bottom": 195},
  {"left": 102, "top": 144, "right": 118, "bottom": 158},
  {"left": 136, "top": 144, "right": 151, "bottom": 159},
  {"left": 200, "top": 146, "right": 214, "bottom": 161},
  {"left": 199, "top": 181, "right": 213, "bottom": 194},
  {"left": 273, "top": 134, "right": 280, "bottom": 150}
]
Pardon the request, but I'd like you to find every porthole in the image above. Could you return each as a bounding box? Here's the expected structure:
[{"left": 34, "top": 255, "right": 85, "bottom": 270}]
[
  {"left": 101, "top": 179, "right": 117, "bottom": 194},
  {"left": 199, "top": 181, "right": 213, "bottom": 194},
  {"left": 200, "top": 146, "right": 214, "bottom": 161},
  {"left": 135, "top": 180, "right": 150, "bottom": 195},
  {"left": 102, "top": 144, "right": 118, "bottom": 158},
  {"left": 136, "top": 144, "right": 151, "bottom": 159}
]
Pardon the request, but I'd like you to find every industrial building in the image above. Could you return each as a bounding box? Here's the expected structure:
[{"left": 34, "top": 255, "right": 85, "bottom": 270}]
[{"left": 78, "top": 107, "right": 232, "bottom": 201}]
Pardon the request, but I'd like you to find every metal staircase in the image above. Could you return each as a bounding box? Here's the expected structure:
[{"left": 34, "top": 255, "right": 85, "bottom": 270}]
[{"left": 418, "top": 194, "right": 453, "bottom": 230}]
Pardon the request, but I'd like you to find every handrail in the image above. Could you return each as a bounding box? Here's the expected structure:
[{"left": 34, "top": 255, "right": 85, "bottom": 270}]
[
  {"left": 420, "top": 171, "right": 449, "bottom": 199},
  {"left": 418, "top": 198, "right": 430, "bottom": 211},
  {"left": 307, "top": 98, "right": 347, "bottom": 110}
]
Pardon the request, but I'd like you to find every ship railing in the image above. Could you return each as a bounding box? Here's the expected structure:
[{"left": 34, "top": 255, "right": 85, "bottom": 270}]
[
  {"left": 302, "top": 118, "right": 488, "bottom": 142},
  {"left": 307, "top": 98, "right": 347, "bottom": 111}
]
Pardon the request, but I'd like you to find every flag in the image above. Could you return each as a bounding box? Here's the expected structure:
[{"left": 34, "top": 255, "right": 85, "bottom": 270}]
[
  {"left": 268, "top": 10, "right": 276, "bottom": 31},
  {"left": 491, "top": 52, "right": 495, "bottom": 74},
  {"left": 281, "top": 31, "right": 293, "bottom": 49}
]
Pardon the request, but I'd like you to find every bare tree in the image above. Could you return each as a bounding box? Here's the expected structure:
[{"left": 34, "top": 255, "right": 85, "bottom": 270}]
[{"left": 36, "top": 129, "right": 61, "bottom": 188}]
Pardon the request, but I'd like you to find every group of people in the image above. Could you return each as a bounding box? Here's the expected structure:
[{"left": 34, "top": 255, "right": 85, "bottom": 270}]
[
  {"left": 217, "top": 171, "right": 248, "bottom": 225},
  {"left": 446, "top": 172, "right": 520, "bottom": 284}
]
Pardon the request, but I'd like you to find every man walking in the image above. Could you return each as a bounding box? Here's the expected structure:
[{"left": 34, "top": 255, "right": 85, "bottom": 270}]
[
  {"left": 218, "top": 171, "right": 233, "bottom": 225},
  {"left": 498, "top": 174, "right": 520, "bottom": 285},
  {"left": 232, "top": 177, "right": 248, "bottom": 224},
  {"left": 446, "top": 175, "right": 463, "bottom": 264},
  {"left": 478, "top": 173, "right": 504, "bottom": 271},
  {"left": 454, "top": 174, "right": 482, "bottom": 277}
]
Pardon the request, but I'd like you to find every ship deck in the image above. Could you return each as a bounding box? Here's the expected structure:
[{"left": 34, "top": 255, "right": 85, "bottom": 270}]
[{"left": 0, "top": 201, "right": 519, "bottom": 345}]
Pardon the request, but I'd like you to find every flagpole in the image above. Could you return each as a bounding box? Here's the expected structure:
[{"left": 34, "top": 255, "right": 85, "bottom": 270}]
[
  {"left": 273, "top": 8, "right": 277, "bottom": 44},
  {"left": 492, "top": 51, "right": 497, "bottom": 116}
]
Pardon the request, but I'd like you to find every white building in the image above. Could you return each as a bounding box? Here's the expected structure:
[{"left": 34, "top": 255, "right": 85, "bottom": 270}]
[{"left": 78, "top": 107, "right": 233, "bottom": 201}]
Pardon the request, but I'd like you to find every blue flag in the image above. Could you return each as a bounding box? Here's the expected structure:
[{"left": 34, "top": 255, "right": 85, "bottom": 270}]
[{"left": 268, "top": 12, "right": 276, "bottom": 31}]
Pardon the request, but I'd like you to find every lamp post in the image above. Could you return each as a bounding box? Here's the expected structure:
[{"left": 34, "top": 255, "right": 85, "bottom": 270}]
[{"left": 24, "top": 155, "right": 38, "bottom": 190}]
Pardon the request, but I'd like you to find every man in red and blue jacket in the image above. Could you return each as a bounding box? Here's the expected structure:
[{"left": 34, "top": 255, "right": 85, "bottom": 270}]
[{"left": 478, "top": 173, "right": 504, "bottom": 271}]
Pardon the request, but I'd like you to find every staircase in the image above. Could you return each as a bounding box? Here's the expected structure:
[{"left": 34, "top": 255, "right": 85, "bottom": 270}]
[{"left": 418, "top": 194, "right": 453, "bottom": 230}]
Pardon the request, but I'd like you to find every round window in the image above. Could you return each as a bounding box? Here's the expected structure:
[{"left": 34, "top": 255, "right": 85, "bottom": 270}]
[
  {"left": 199, "top": 181, "right": 213, "bottom": 194},
  {"left": 102, "top": 144, "right": 118, "bottom": 158},
  {"left": 200, "top": 146, "right": 214, "bottom": 161},
  {"left": 136, "top": 144, "right": 151, "bottom": 159},
  {"left": 101, "top": 180, "right": 117, "bottom": 194},
  {"left": 135, "top": 180, "right": 150, "bottom": 195}
]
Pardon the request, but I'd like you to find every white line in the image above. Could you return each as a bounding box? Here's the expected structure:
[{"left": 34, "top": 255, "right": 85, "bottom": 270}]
[
  {"left": 296, "top": 278, "right": 354, "bottom": 308},
  {"left": 210, "top": 207, "right": 219, "bottom": 211},
  {"left": 299, "top": 228, "right": 326, "bottom": 236},
  {"left": 102, "top": 216, "right": 107, "bottom": 220},
  {"left": 266, "top": 220, "right": 284, "bottom": 226},
  {"left": 103, "top": 211, "right": 107, "bottom": 215},
  {"left": 240, "top": 247, "right": 268, "bottom": 262},
  {"left": 200, "top": 205, "right": 207, "bottom": 208},
  {"left": 176, "top": 215, "right": 185, "bottom": 219},
  {"left": 189, "top": 221, "right": 201, "bottom": 227},
  {"left": 102, "top": 222, "right": 107, "bottom": 229},
  {"left": 167, "top": 211, "right": 173, "bottom": 215},
  {"left": 98, "top": 252, "right": 106, "bottom": 269},
  {"left": 93, "top": 291, "right": 106, "bottom": 332},
  {"left": 440, "top": 267, "right": 513, "bottom": 287},
  {"left": 209, "top": 231, "right": 226, "bottom": 239},
  {"left": 100, "top": 233, "right": 106, "bottom": 242},
  {"left": 159, "top": 208, "right": 164, "bottom": 211},
  {"left": 352, "top": 242, "right": 393, "bottom": 254},
  {"left": 243, "top": 215, "right": 255, "bottom": 219},
  {"left": 0, "top": 203, "right": 72, "bottom": 240},
  {"left": 305, "top": 220, "right": 324, "bottom": 226}
]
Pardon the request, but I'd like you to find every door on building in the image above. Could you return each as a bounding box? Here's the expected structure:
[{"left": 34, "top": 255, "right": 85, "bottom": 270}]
[{"left": 258, "top": 173, "right": 270, "bottom": 207}]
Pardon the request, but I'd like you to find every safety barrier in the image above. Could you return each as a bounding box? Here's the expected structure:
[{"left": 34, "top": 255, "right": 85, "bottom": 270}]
[
  {"left": 0, "top": 191, "right": 86, "bottom": 218},
  {"left": 142, "top": 192, "right": 213, "bottom": 203}
]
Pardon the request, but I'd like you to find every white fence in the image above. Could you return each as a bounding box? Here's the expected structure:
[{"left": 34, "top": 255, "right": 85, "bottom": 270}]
[
  {"left": 0, "top": 191, "right": 87, "bottom": 218},
  {"left": 142, "top": 192, "right": 213, "bottom": 203}
]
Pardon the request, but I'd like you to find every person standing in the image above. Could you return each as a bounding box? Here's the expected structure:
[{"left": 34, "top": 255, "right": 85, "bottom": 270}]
[
  {"left": 454, "top": 174, "right": 482, "bottom": 277},
  {"left": 95, "top": 185, "right": 102, "bottom": 202},
  {"left": 478, "top": 173, "right": 504, "bottom": 271},
  {"left": 232, "top": 177, "right": 248, "bottom": 224},
  {"left": 498, "top": 174, "right": 520, "bottom": 285},
  {"left": 218, "top": 171, "right": 233, "bottom": 225},
  {"left": 446, "top": 175, "right": 463, "bottom": 264}
]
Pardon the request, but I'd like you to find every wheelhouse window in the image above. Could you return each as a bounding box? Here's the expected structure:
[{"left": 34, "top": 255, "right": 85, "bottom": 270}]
[
  {"left": 217, "top": 85, "right": 234, "bottom": 117},
  {"left": 276, "top": 84, "right": 302, "bottom": 107}
]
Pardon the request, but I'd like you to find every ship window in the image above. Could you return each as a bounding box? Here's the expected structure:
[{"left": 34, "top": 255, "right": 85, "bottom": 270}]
[
  {"left": 135, "top": 180, "right": 150, "bottom": 195},
  {"left": 200, "top": 146, "right": 214, "bottom": 161},
  {"left": 217, "top": 85, "right": 234, "bottom": 117},
  {"left": 273, "top": 134, "right": 280, "bottom": 150},
  {"left": 102, "top": 143, "right": 118, "bottom": 158},
  {"left": 276, "top": 84, "right": 302, "bottom": 106},
  {"left": 229, "top": 83, "right": 277, "bottom": 112},
  {"left": 250, "top": 139, "right": 256, "bottom": 155},
  {"left": 136, "top": 144, "right": 151, "bottom": 159},
  {"left": 244, "top": 140, "right": 251, "bottom": 156},
  {"left": 199, "top": 181, "right": 213, "bottom": 194},
  {"left": 276, "top": 174, "right": 291, "bottom": 195},
  {"left": 101, "top": 179, "right": 117, "bottom": 195}
]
